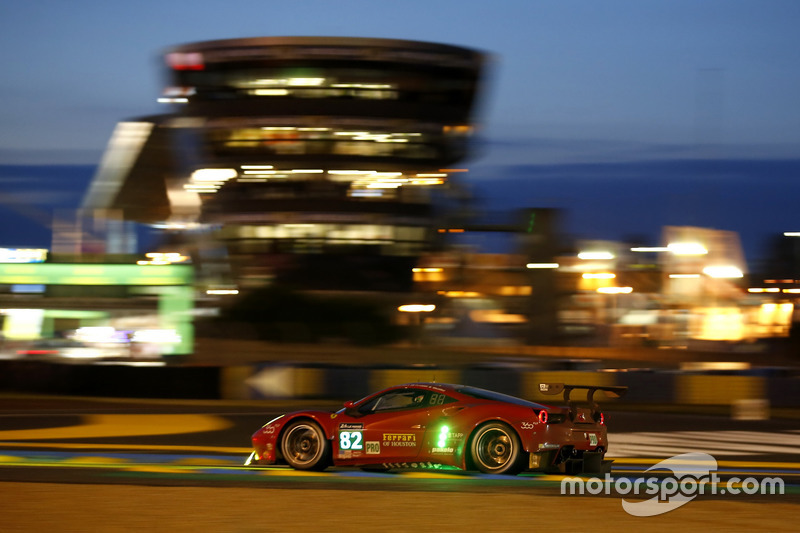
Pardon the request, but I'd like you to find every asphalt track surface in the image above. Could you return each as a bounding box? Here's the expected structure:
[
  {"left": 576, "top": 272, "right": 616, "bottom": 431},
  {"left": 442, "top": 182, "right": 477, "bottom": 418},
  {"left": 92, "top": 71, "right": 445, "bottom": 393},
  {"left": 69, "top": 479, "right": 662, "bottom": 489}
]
[{"left": 1, "top": 395, "right": 798, "bottom": 532}]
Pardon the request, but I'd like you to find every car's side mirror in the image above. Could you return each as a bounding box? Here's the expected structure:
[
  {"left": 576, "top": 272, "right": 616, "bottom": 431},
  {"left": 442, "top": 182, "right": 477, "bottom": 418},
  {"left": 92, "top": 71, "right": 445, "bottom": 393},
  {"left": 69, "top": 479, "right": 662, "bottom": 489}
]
[{"left": 343, "top": 400, "right": 362, "bottom": 417}]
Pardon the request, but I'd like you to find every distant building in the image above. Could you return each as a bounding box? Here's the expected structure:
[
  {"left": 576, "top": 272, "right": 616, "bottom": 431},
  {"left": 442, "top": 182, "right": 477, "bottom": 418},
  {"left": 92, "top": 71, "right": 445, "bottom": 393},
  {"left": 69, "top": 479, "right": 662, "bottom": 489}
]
[{"left": 83, "top": 37, "right": 489, "bottom": 292}]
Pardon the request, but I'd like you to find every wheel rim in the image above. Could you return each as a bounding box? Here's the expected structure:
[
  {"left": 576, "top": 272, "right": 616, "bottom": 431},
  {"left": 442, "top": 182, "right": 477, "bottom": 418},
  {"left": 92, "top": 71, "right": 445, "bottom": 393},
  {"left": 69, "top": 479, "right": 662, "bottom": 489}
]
[
  {"left": 284, "top": 424, "right": 321, "bottom": 465},
  {"left": 476, "top": 428, "right": 513, "bottom": 470}
]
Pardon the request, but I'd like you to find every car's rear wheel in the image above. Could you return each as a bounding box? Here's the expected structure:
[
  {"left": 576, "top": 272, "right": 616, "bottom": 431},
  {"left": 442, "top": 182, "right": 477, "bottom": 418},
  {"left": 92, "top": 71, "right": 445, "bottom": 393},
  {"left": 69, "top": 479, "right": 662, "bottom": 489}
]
[
  {"left": 469, "top": 422, "right": 523, "bottom": 475},
  {"left": 280, "top": 420, "right": 330, "bottom": 471}
]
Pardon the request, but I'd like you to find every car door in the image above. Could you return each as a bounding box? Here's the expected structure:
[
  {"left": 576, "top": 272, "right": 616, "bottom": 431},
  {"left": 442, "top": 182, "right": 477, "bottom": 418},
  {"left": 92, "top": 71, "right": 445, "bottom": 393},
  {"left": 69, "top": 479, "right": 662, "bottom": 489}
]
[{"left": 333, "top": 387, "right": 433, "bottom": 465}]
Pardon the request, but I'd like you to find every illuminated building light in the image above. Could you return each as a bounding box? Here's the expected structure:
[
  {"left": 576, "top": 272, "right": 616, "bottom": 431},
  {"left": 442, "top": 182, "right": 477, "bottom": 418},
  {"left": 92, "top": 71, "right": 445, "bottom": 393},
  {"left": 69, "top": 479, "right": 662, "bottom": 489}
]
[
  {"left": 578, "top": 251, "right": 615, "bottom": 260},
  {"left": 680, "top": 361, "right": 751, "bottom": 372},
  {"left": 241, "top": 165, "right": 274, "bottom": 169},
  {"left": 74, "top": 326, "right": 118, "bottom": 344},
  {"left": 765, "top": 279, "right": 796, "bottom": 284},
  {"left": 415, "top": 173, "right": 447, "bottom": 178},
  {"left": 349, "top": 190, "right": 384, "bottom": 197},
  {"left": 692, "top": 308, "right": 744, "bottom": 341},
  {"left": 703, "top": 266, "right": 744, "bottom": 279},
  {"left": 191, "top": 168, "right": 237, "bottom": 182},
  {"left": 582, "top": 272, "right": 616, "bottom": 279},
  {"left": 412, "top": 268, "right": 443, "bottom": 273},
  {"left": 470, "top": 310, "right": 527, "bottom": 323},
  {"left": 597, "top": 287, "right": 633, "bottom": 294},
  {"left": 290, "top": 169, "right": 324, "bottom": 174},
  {"left": 329, "top": 170, "right": 374, "bottom": 175},
  {"left": 372, "top": 172, "right": 403, "bottom": 178},
  {"left": 166, "top": 52, "right": 204, "bottom": 70},
  {"left": 526, "top": 263, "right": 559, "bottom": 269},
  {"left": 443, "top": 125, "right": 473, "bottom": 134},
  {"left": 631, "top": 247, "right": 669, "bottom": 253},
  {"left": 151, "top": 222, "right": 202, "bottom": 230},
  {"left": 206, "top": 289, "right": 239, "bottom": 295},
  {"left": 439, "top": 168, "right": 469, "bottom": 173},
  {"left": 288, "top": 77, "right": 326, "bottom": 86},
  {"left": 183, "top": 184, "right": 220, "bottom": 192},
  {"left": 158, "top": 97, "right": 189, "bottom": 104},
  {"left": 0, "top": 248, "right": 48, "bottom": 263},
  {"left": 667, "top": 242, "right": 708, "bottom": 255},
  {"left": 250, "top": 89, "right": 289, "bottom": 96},
  {"left": 783, "top": 289, "right": 800, "bottom": 294},
  {"left": 498, "top": 286, "right": 532, "bottom": 296},
  {"left": 331, "top": 83, "right": 394, "bottom": 89},
  {"left": 10, "top": 284, "right": 45, "bottom": 294},
  {"left": 144, "top": 252, "right": 189, "bottom": 264},
  {"left": 248, "top": 78, "right": 287, "bottom": 86},
  {"left": 131, "top": 329, "right": 182, "bottom": 344},
  {"left": 669, "top": 274, "right": 701, "bottom": 279},
  {"left": 783, "top": 232, "right": 800, "bottom": 237},
  {"left": 162, "top": 86, "right": 195, "bottom": 98},
  {"left": 398, "top": 304, "right": 436, "bottom": 313},
  {"left": 438, "top": 291, "right": 481, "bottom": 298},
  {"left": 748, "top": 288, "right": 780, "bottom": 293},
  {"left": 3, "top": 309, "right": 45, "bottom": 340}
]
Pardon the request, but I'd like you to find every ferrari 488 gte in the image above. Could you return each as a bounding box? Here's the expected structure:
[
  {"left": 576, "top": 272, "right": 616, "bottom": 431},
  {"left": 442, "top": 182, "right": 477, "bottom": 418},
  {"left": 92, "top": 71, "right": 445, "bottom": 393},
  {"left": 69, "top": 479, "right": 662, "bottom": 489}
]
[{"left": 245, "top": 381, "right": 626, "bottom": 475}]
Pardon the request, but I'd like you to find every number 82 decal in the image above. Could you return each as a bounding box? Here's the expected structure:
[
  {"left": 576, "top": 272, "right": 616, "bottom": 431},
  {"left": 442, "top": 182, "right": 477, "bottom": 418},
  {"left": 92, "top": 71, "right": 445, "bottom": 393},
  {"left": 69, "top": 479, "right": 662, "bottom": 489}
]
[{"left": 339, "top": 431, "right": 363, "bottom": 450}]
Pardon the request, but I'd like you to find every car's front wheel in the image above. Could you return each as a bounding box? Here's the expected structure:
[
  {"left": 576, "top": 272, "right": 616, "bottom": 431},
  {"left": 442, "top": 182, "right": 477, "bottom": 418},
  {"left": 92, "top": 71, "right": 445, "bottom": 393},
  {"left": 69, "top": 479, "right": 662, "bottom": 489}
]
[
  {"left": 469, "top": 422, "right": 523, "bottom": 475},
  {"left": 280, "top": 420, "right": 330, "bottom": 471}
]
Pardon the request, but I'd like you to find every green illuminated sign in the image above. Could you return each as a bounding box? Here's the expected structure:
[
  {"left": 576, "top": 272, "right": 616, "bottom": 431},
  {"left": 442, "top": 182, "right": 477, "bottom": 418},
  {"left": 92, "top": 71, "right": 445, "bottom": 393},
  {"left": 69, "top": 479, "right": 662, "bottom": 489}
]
[
  {"left": 0, "top": 263, "right": 195, "bottom": 354},
  {"left": 0, "top": 264, "right": 192, "bottom": 286}
]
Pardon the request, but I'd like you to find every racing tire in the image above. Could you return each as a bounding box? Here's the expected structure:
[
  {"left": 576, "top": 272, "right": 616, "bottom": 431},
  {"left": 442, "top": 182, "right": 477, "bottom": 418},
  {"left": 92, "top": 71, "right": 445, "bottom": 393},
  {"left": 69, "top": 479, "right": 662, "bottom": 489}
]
[
  {"left": 280, "top": 420, "right": 330, "bottom": 471},
  {"left": 469, "top": 422, "right": 524, "bottom": 475}
]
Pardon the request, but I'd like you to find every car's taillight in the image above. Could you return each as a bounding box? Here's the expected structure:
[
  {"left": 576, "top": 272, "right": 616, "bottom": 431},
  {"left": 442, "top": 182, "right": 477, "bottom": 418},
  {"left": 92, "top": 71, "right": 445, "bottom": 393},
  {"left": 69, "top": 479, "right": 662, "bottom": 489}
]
[{"left": 538, "top": 410, "right": 548, "bottom": 424}]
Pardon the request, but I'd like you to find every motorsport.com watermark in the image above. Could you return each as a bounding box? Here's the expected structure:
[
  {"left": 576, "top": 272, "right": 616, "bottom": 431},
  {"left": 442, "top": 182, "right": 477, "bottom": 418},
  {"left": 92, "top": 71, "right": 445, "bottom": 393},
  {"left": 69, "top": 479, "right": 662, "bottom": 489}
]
[{"left": 560, "top": 453, "right": 785, "bottom": 517}]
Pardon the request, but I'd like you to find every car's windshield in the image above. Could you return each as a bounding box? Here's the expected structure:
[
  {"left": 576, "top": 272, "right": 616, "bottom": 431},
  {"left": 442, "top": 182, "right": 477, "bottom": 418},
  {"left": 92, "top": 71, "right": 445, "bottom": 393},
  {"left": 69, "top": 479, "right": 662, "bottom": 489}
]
[{"left": 455, "top": 385, "right": 544, "bottom": 408}]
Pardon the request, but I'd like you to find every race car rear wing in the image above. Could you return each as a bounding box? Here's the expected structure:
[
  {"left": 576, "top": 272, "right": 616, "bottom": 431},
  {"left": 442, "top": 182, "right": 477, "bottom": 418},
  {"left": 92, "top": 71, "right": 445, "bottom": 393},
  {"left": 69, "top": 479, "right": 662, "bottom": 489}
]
[{"left": 538, "top": 383, "right": 628, "bottom": 422}]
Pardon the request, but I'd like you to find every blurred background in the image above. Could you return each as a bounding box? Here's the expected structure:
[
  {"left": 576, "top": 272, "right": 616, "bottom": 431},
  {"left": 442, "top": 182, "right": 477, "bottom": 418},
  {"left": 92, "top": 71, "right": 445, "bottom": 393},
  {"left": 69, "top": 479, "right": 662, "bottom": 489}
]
[{"left": 1, "top": 1, "right": 799, "bottom": 409}]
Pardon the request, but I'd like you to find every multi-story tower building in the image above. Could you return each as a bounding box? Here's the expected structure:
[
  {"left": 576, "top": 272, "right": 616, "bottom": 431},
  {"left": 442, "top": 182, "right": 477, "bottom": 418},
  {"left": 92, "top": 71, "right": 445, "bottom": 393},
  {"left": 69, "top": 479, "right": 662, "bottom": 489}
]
[{"left": 83, "top": 37, "right": 488, "bottom": 292}]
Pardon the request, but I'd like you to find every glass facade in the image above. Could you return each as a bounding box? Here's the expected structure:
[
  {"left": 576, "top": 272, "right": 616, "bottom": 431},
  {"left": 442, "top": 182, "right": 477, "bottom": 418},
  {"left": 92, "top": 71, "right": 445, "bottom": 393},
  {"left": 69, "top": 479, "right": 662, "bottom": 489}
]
[{"left": 86, "top": 37, "right": 488, "bottom": 292}]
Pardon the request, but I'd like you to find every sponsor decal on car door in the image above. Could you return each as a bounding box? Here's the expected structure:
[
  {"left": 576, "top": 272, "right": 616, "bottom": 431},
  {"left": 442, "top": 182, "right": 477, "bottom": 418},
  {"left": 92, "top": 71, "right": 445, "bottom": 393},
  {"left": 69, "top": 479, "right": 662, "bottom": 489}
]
[
  {"left": 335, "top": 413, "right": 428, "bottom": 462},
  {"left": 363, "top": 411, "right": 428, "bottom": 461}
]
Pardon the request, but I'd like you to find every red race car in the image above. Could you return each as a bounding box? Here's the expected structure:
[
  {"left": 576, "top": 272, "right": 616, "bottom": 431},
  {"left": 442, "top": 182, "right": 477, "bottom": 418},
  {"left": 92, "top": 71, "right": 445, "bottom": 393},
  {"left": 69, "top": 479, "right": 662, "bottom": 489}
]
[{"left": 245, "top": 382, "right": 626, "bottom": 475}]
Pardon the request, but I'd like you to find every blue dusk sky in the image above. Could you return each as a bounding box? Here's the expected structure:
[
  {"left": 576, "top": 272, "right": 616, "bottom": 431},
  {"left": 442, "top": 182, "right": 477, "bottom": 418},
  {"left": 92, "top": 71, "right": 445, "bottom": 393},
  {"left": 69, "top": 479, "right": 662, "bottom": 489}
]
[{"left": 0, "top": 1, "right": 799, "bottom": 262}]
